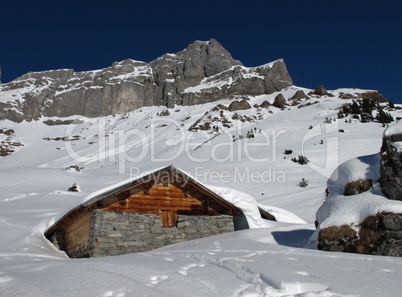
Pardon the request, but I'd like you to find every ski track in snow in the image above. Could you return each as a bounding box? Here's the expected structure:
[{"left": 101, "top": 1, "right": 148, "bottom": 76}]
[
  {"left": 147, "top": 245, "right": 358, "bottom": 297},
  {"left": 168, "top": 252, "right": 351, "bottom": 297}
]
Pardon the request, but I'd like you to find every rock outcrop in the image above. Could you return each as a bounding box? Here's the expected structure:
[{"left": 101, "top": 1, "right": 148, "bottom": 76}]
[
  {"left": 227, "top": 99, "right": 251, "bottom": 112},
  {"left": 291, "top": 90, "right": 309, "bottom": 100},
  {"left": 313, "top": 85, "right": 333, "bottom": 97},
  {"left": 318, "top": 213, "right": 402, "bottom": 256},
  {"left": 273, "top": 94, "right": 286, "bottom": 109},
  {"left": 317, "top": 124, "right": 402, "bottom": 256},
  {"left": 0, "top": 39, "right": 293, "bottom": 122},
  {"left": 260, "top": 100, "right": 271, "bottom": 108},
  {"left": 360, "top": 91, "right": 388, "bottom": 103},
  {"left": 380, "top": 132, "right": 402, "bottom": 200}
]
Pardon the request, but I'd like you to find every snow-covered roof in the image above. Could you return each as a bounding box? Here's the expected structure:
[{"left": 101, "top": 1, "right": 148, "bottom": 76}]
[
  {"left": 82, "top": 165, "right": 243, "bottom": 215},
  {"left": 46, "top": 165, "right": 275, "bottom": 235}
]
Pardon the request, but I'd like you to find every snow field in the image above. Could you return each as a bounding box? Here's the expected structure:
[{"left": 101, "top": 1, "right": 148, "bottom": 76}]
[{"left": 1, "top": 86, "right": 402, "bottom": 296}]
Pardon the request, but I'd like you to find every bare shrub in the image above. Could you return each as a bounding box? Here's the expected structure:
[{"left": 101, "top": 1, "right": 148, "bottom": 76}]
[
  {"left": 318, "top": 225, "right": 357, "bottom": 251},
  {"left": 344, "top": 179, "right": 373, "bottom": 196},
  {"left": 283, "top": 149, "right": 293, "bottom": 155},
  {"left": 291, "top": 155, "right": 309, "bottom": 165}
]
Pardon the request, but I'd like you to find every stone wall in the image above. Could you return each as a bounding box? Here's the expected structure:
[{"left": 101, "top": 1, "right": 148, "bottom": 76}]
[{"left": 88, "top": 210, "right": 234, "bottom": 257}]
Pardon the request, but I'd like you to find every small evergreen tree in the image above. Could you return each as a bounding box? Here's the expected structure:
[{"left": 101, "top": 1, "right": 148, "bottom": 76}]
[
  {"left": 376, "top": 109, "right": 393, "bottom": 124},
  {"left": 350, "top": 100, "right": 360, "bottom": 114},
  {"left": 359, "top": 111, "right": 371, "bottom": 123},
  {"left": 361, "top": 98, "right": 375, "bottom": 114},
  {"left": 298, "top": 178, "right": 309, "bottom": 188},
  {"left": 342, "top": 104, "right": 350, "bottom": 115}
]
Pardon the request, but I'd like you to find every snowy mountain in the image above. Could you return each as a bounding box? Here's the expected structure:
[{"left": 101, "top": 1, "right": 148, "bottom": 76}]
[
  {"left": 1, "top": 40, "right": 402, "bottom": 296},
  {"left": 0, "top": 39, "right": 291, "bottom": 122}
]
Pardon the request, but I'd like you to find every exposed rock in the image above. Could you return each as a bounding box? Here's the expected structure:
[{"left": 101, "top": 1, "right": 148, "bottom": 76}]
[
  {"left": 43, "top": 119, "right": 84, "bottom": 126},
  {"left": 291, "top": 90, "right": 309, "bottom": 100},
  {"left": 338, "top": 92, "right": 356, "bottom": 99},
  {"left": 228, "top": 99, "right": 251, "bottom": 112},
  {"left": 0, "top": 128, "right": 24, "bottom": 157},
  {"left": 260, "top": 100, "right": 271, "bottom": 108},
  {"left": 67, "top": 165, "right": 82, "bottom": 172},
  {"left": 68, "top": 183, "right": 79, "bottom": 192},
  {"left": 149, "top": 38, "right": 243, "bottom": 107},
  {"left": 379, "top": 133, "right": 402, "bottom": 201},
  {"left": 273, "top": 94, "right": 286, "bottom": 109},
  {"left": 318, "top": 212, "right": 402, "bottom": 256},
  {"left": 211, "top": 104, "right": 228, "bottom": 111},
  {"left": 0, "top": 39, "right": 293, "bottom": 121},
  {"left": 181, "top": 60, "right": 292, "bottom": 106},
  {"left": 318, "top": 126, "right": 402, "bottom": 256},
  {"left": 290, "top": 100, "right": 301, "bottom": 106},
  {"left": 157, "top": 109, "right": 170, "bottom": 117},
  {"left": 359, "top": 91, "right": 388, "bottom": 103},
  {"left": 314, "top": 85, "right": 331, "bottom": 96}
]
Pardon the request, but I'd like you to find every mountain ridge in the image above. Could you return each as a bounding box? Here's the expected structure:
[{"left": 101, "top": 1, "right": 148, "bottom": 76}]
[{"left": 0, "top": 39, "right": 292, "bottom": 122}]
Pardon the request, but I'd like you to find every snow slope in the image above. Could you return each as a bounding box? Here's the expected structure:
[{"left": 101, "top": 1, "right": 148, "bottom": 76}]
[{"left": 1, "top": 86, "right": 402, "bottom": 296}]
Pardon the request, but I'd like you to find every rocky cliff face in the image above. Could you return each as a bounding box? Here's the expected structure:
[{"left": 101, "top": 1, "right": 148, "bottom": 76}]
[{"left": 0, "top": 39, "right": 293, "bottom": 122}]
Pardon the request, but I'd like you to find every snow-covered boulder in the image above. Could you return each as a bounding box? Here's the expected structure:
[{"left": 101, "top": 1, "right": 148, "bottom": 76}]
[{"left": 313, "top": 122, "right": 402, "bottom": 256}]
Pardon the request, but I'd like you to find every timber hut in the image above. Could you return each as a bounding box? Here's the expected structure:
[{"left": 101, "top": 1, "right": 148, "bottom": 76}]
[{"left": 46, "top": 165, "right": 275, "bottom": 258}]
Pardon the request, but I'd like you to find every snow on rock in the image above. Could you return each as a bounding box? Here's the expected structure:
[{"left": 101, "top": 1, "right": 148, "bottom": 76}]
[
  {"left": 315, "top": 153, "right": 402, "bottom": 229},
  {"left": 384, "top": 118, "right": 402, "bottom": 137},
  {"left": 317, "top": 191, "right": 402, "bottom": 230},
  {"left": 260, "top": 204, "right": 308, "bottom": 224},
  {"left": 310, "top": 146, "right": 402, "bottom": 256}
]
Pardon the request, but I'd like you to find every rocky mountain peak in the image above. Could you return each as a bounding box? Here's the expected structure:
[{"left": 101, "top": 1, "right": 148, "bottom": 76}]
[
  {"left": 176, "top": 38, "right": 242, "bottom": 77},
  {"left": 0, "top": 39, "right": 293, "bottom": 122}
]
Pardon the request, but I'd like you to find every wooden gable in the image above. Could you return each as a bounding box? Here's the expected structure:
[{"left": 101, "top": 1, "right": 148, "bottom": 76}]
[
  {"left": 99, "top": 167, "right": 242, "bottom": 217},
  {"left": 104, "top": 182, "right": 211, "bottom": 214}
]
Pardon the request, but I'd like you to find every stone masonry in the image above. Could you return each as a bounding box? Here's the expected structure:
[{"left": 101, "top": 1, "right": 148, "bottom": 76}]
[{"left": 89, "top": 209, "right": 234, "bottom": 257}]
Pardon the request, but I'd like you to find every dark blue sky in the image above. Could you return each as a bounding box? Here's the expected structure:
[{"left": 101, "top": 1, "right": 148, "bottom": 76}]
[{"left": 1, "top": 1, "right": 401, "bottom": 102}]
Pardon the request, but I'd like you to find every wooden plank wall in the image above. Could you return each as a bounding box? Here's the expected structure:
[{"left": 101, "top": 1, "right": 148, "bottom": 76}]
[
  {"left": 160, "top": 210, "right": 178, "bottom": 227},
  {"left": 64, "top": 210, "right": 91, "bottom": 258},
  {"left": 104, "top": 182, "right": 215, "bottom": 215}
]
